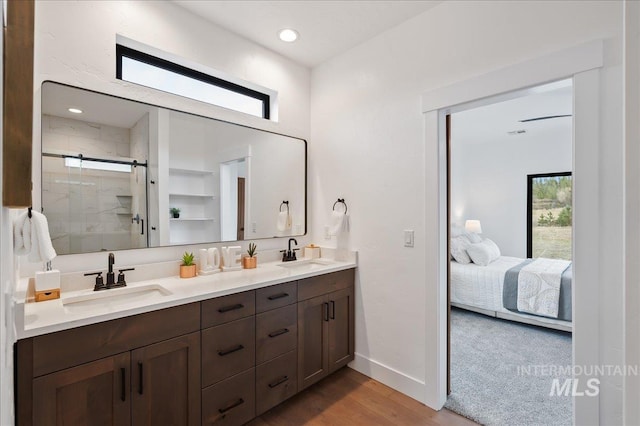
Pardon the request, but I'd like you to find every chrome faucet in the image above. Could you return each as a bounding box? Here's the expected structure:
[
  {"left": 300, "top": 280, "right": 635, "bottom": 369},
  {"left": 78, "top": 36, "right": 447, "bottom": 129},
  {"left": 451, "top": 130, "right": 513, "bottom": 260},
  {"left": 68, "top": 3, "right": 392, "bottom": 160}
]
[{"left": 281, "top": 238, "right": 299, "bottom": 262}]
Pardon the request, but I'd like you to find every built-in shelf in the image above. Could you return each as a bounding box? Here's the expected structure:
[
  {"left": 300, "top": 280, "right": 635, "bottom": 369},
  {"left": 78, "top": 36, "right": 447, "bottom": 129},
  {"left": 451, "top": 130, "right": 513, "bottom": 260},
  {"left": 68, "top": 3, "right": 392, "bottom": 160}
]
[
  {"left": 169, "top": 167, "right": 216, "bottom": 175},
  {"left": 116, "top": 194, "right": 132, "bottom": 198},
  {"left": 165, "top": 162, "right": 219, "bottom": 247},
  {"left": 169, "top": 192, "right": 216, "bottom": 198},
  {"left": 116, "top": 212, "right": 132, "bottom": 216}
]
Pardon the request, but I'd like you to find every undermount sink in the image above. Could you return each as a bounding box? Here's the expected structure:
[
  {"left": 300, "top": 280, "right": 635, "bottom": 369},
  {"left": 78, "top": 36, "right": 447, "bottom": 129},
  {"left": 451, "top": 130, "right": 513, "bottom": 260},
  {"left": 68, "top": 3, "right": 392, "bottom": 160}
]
[
  {"left": 276, "top": 258, "right": 335, "bottom": 271},
  {"left": 62, "top": 284, "right": 172, "bottom": 313}
]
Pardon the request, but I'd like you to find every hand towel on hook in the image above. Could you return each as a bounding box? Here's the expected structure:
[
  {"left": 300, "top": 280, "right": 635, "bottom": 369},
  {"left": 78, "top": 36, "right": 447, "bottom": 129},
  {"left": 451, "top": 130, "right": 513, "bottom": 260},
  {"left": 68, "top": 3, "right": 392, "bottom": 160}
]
[
  {"left": 14, "top": 210, "right": 57, "bottom": 263},
  {"left": 277, "top": 211, "right": 291, "bottom": 232},
  {"left": 329, "top": 208, "right": 349, "bottom": 236}
]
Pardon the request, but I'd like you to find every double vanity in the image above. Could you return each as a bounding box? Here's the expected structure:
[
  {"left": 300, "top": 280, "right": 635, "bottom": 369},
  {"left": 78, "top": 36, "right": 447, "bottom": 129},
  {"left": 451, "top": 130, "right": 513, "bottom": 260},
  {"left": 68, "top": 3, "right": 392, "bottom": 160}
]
[{"left": 14, "top": 252, "right": 356, "bottom": 425}]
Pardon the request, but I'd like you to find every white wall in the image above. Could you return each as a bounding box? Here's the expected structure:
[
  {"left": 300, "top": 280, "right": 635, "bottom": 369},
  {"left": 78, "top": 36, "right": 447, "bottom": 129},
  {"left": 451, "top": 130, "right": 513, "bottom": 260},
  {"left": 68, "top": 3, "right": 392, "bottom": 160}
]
[
  {"left": 310, "top": 0, "right": 624, "bottom": 422},
  {"left": 450, "top": 119, "right": 572, "bottom": 257}
]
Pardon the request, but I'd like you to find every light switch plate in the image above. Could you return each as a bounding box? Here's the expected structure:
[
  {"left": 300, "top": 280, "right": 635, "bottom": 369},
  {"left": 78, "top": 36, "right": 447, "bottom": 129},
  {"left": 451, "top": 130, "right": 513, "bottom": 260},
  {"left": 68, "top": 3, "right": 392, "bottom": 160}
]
[{"left": 404, "top": 230, "right": 414, "bottom": 247}]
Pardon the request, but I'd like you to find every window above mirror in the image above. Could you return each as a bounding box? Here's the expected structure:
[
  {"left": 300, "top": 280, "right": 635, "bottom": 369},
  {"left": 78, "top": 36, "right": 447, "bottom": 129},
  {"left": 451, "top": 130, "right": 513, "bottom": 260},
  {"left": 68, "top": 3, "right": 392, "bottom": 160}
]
[{"left": 116, "top": 44, "right": 271, "bottom": 119}]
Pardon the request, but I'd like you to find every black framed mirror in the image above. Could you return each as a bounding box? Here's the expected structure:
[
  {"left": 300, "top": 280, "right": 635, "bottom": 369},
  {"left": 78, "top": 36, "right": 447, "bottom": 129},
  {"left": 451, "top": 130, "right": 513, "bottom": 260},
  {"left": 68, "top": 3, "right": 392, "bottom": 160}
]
[{"left": 41, "top": 82, "right": 306, "bottom": 255}]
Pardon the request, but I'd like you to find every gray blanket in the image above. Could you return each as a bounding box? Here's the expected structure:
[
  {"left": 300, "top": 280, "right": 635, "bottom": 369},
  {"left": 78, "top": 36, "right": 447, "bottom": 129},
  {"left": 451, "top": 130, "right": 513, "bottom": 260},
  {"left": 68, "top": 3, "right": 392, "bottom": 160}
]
[{"left": 503, "top": 260, "right": 572, "bottom": 321}]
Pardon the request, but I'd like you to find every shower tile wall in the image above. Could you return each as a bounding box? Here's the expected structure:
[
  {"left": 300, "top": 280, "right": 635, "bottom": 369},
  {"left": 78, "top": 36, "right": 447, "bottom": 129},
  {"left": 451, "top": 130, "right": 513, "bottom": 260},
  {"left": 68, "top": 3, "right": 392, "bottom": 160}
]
[{"left": 42, "top": 115, "right": 134, "bottom": 254}]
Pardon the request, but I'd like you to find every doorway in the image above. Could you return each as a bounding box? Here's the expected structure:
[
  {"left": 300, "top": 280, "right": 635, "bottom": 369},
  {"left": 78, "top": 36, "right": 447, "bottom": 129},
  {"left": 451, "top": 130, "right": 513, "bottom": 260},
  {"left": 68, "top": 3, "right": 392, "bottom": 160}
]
[
  {"left": 220, "top": 158, "right": 247, "bottom": 241},
  {"left": 237, "top": 177, "right": 246, "bottom": 240},
  {"left": 444, "top": 80, "right": 574, "bottom": 424},
  {"left": 421, "top": 42, "right": 603, "bottom": 423}
]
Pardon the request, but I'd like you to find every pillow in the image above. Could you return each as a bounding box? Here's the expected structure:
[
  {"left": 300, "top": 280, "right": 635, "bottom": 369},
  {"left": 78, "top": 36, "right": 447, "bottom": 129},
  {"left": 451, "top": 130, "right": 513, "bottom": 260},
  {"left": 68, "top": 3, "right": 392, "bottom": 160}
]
[
  {"left": 466, "top": 232, "right": 482, "bottom": 243},
  {"left": 466, "top": 238, "right": 501, "bottom": 266},
  {"left": 450, "top": 235, "right": 472, "bottom": 264}
]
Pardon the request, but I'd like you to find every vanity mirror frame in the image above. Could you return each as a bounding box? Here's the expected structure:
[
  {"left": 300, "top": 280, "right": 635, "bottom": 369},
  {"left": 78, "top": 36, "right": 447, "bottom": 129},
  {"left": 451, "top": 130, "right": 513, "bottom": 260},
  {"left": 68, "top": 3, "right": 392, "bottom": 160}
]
[{"left": 40, "top": 81, "right": 307, "bottom": 255}]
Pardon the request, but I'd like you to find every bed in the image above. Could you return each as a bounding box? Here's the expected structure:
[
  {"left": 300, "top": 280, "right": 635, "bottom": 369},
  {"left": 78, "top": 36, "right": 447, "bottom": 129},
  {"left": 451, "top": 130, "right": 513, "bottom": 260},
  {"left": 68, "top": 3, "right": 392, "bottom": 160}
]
[{"left": 450, "top": 256, "right": 573, "bottom": 332}]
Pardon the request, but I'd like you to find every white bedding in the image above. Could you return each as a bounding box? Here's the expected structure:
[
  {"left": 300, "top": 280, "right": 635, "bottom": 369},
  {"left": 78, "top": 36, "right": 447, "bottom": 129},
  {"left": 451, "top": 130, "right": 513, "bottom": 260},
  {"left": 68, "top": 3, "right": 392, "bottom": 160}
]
[
  {"left": 450, "top": 256, "right": 573, "bottom": 330},
  {"left": 517, "top": 258, "right": 571, "bottom": 318},
  {"left": 450, "top": 256, "right": 524, "bottom": 312}
]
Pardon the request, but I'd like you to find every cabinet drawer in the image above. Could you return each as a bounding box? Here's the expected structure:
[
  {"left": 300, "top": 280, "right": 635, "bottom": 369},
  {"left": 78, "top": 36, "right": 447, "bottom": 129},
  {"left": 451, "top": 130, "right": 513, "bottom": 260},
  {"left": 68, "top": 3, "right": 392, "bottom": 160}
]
[
  {"left": 256, "top": 305, "right": 297, "bottom": 364},
  {"left": 202, "top": 317, "right": 255, "bottom": 387},
  {"left": 255, "top": 281, "right": 297, "bottom": 313},
  {"left": 256, "top": 350, "right": 297, "bottom": 416},
  {"left": 298, "top": 269, "right": 355, "bottom": 301},
  {"left": 202, "top": 291, "right": 255, "bottom": 328},
  {"left": 32, "top": 303, "right": 200, "bottom": 377},
  {"left": 202, "top": 368, "right": 255, "bottom": 426}
]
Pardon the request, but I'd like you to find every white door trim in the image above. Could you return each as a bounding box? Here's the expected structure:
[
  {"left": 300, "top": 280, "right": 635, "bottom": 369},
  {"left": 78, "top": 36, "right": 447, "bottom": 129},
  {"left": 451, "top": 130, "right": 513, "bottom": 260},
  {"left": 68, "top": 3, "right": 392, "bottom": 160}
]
[
  {"left": 421, "top": 40, "right": 604, "bottom": 424},
  {"left": 421, "top": 40, "right": 603, "bottom": 113}
]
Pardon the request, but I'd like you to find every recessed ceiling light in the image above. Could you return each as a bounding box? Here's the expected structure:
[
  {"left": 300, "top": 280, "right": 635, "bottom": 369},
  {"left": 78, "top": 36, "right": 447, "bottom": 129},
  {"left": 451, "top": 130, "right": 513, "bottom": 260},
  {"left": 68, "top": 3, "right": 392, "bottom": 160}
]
[
  {"left": 68, "top": 108, "right": 83, "bottom": 114},
  {"left": 278, "top": 29, "right": 299, "bottom": 43}
]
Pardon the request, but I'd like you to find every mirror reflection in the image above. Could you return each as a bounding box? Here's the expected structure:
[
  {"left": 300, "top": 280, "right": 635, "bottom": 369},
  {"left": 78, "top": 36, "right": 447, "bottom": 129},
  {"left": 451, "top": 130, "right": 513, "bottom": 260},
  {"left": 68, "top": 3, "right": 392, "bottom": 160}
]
[{"left": 41, "top": 82, "right": 306, "bottom": 255}]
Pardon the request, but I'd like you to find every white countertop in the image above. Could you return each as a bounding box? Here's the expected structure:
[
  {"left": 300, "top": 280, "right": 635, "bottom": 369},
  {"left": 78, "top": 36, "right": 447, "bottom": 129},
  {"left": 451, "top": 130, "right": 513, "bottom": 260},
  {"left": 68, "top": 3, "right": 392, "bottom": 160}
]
[{"left": 15, "top": 253, "right": 357, "bottom": 339}]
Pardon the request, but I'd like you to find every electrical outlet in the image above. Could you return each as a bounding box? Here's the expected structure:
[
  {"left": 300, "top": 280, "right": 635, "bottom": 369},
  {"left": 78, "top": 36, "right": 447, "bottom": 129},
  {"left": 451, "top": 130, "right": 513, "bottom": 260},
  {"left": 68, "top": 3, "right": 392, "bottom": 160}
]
[{"left": 404, "top": 230, "right": 414, "bottom": 247}]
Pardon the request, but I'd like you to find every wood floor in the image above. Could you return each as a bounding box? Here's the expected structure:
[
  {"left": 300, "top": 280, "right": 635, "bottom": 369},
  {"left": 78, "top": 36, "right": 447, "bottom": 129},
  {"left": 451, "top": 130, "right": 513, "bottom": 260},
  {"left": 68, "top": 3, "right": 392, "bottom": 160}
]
[{"left": 248, "top": 367, "right": 477, "bottom": 426}]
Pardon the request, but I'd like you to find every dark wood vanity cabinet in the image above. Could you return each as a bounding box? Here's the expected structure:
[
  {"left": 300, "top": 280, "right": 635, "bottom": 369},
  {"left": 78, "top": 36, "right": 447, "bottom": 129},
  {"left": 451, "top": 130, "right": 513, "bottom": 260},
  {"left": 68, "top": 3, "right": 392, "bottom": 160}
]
[
  {"left": 131, "top": 332, "right": 201, "bottom": 426},
  {"left": 254, "top": 282, "right": 300, "bottom": 416},
  {"left": 32, "top": 352, "right": 131, "bottom": 426},
  {"left": 30, "top": 333, "right": 201, "bottom": 426},
  {"left": 16, "top": 268, "right": 355, "bottom": 426},
  {"left": 297, "top": 269, "right": 355, "bottom": 391},
  {"left": 17, "top": 303, "right": 201, "bottom": 426},
  {"left": 201, "top": 291, "right": 257, "bottom": 425}
]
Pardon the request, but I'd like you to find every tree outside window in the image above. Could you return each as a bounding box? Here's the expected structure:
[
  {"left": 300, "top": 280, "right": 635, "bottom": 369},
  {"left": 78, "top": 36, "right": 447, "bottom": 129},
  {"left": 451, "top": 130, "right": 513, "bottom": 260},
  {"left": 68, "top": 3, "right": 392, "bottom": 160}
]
[{"left": 527, "top": 172, "right": 572, "bottom": 260}]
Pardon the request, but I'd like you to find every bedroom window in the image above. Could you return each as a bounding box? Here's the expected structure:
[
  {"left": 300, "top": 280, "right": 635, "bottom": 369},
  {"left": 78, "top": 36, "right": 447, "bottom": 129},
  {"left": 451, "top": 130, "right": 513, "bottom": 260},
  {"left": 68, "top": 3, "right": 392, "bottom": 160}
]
[
  {"left": 527, "top": 172, "right": 572, "bottom": 260},
  {"left": 116, "top": 44, "right": 271, "bottom": 119}
]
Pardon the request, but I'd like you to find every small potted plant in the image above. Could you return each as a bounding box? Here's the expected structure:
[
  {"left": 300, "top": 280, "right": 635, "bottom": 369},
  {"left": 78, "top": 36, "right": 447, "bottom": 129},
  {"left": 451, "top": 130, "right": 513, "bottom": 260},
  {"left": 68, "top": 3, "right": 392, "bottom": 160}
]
[
  {"left": 170, "top": 207, "right": 181, "bottom": 219},
  {"left": 243, "top": 243, "right": 257, "bottom": 269},
  {"left": 180, "top": 252, "right": 196, "bottom": 278}
]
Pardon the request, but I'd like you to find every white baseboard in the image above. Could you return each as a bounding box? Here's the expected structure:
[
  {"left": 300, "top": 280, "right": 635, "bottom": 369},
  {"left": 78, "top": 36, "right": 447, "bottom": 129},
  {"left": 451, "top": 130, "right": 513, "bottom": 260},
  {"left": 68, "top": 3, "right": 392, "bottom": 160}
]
[{"left": 349, "top": 352, "right": 427, "bottom": 406}]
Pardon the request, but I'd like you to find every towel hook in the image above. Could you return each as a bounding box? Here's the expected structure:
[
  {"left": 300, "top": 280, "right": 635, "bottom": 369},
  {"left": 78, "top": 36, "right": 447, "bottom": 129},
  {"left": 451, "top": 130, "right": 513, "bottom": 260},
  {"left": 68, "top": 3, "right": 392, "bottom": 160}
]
[
  {"left": 280, "top": 201, "right": 289, "bottom": 213},
  {"left": 28, "top": 207, "right": 32, "bottom": 218},
  {"left": 332, "top": 198, "right": 348, "bottom": 214}
]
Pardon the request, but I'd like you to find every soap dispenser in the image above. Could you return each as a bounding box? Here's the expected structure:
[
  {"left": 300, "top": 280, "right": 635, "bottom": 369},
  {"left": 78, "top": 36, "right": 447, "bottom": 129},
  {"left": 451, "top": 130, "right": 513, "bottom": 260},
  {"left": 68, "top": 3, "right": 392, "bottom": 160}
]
[{"left": 34, "top": 261, "right": 61, "bottom": 302}]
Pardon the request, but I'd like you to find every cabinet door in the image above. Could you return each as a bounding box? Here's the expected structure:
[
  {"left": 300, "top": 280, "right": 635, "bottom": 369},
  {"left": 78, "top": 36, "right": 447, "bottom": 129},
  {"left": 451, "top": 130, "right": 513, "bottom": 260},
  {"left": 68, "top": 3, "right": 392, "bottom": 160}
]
[
  {"left": 297, "top": 294, "right": 329, "bottom": 390},
  {"left": 328, "top": 287, "right": 355, "bottom": 373},
  {"left": 33, "top": 352, "right": 130, "bottom": 426},
  {"left": 131, "top": 332, "right": 200, "bottom": 426}
]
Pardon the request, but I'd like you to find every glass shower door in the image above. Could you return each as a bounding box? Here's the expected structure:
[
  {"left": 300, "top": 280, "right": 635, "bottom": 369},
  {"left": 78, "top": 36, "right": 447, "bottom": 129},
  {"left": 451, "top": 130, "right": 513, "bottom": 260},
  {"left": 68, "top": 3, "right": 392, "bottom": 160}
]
[{"left": 41, "top": 154, "right": 148, "bottom": 254}]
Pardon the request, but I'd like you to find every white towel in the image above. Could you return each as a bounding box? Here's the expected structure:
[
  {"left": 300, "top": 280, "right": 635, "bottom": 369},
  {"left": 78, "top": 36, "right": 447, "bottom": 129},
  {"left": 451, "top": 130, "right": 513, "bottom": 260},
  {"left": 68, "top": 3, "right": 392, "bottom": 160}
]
[
  {"left": 13, "top": 211, "right": 30, "bottom": 256},
  {"left": 329, "top": 211, "right": 349, "bottom": 236},
  {"left": 277, "top": 211, "right": 291, "bottom": 232},
  {"left": 14, "top": 210, "right": 57, "bottom": 263}
]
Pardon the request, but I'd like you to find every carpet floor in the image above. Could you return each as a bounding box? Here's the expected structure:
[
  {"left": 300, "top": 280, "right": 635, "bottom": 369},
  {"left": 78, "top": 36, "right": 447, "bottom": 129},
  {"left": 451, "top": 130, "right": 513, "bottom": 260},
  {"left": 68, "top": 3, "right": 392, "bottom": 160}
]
[{"left": 444, "top": 307, "right": 572, "bottom": 426}]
